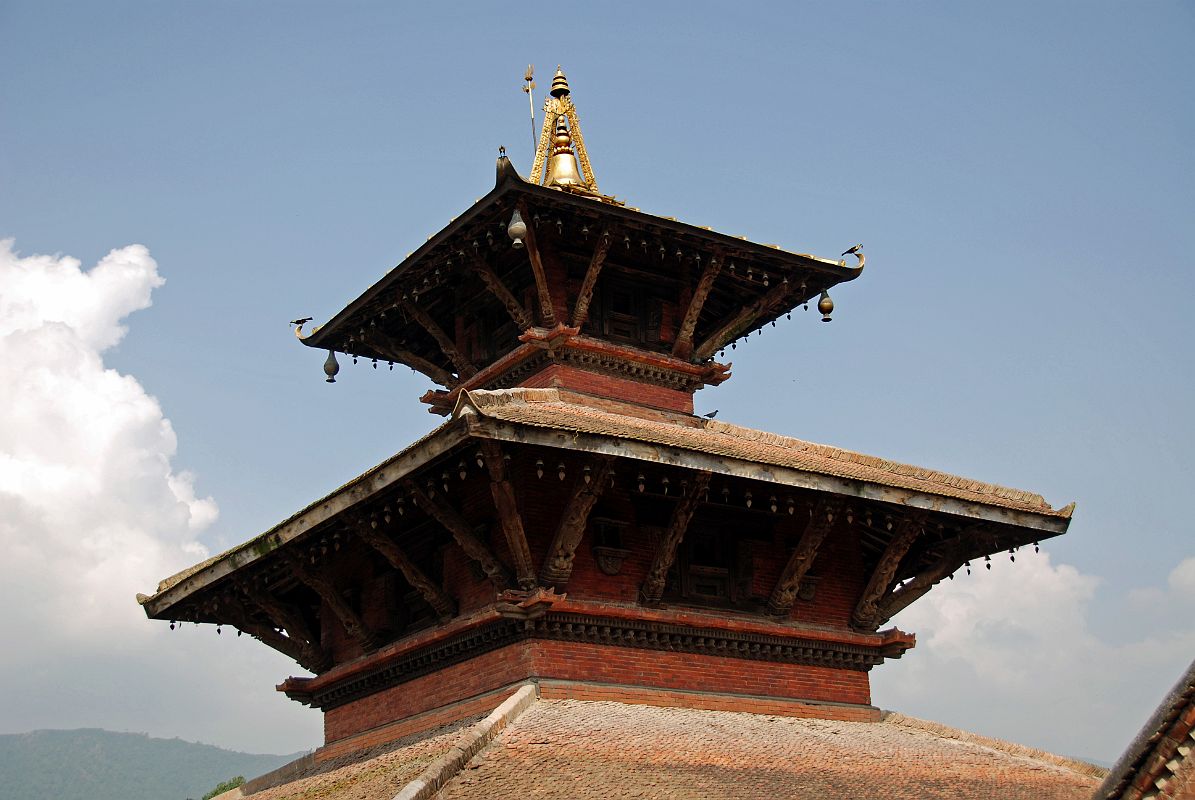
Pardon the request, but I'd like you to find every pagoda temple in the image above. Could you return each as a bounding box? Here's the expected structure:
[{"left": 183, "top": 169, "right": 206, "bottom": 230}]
[{"left": 138, "top": 69, "right": 1091, "bottom": 798}]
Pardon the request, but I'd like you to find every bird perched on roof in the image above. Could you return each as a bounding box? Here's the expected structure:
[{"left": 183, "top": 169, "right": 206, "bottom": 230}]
[
  {"left": 290, "top": 317, "right": 313, "bottom": 326},
  {"left": 841, "top": 244, "right": 863, "bottom": 257},
  {"left": 703, "top": 410, "right": 719, "bottom": 419}
]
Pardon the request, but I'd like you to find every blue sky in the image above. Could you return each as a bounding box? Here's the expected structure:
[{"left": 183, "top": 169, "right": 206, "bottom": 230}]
[{"left": 1, "top": 1, "right": 1192, "bottom": 763}]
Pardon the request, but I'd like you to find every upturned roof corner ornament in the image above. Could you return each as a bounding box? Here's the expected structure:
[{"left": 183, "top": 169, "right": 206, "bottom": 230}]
[{"left": 529, "top": 67, "right": 599, "bottom": 195}]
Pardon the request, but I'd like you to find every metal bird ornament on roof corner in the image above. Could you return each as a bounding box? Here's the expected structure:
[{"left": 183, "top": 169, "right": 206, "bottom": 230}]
[{"left": 841, "top": 244, "right": 863, "bottom": 256}]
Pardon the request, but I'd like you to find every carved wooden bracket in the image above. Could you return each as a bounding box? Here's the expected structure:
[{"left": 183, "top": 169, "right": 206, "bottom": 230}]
[
  {"left": 479, "top": 441, "right": 537, "bottom": 589},
  {"left": 470, "top": 254, "right": 533, "bottom": 331},
  {"left": 766, "top": 497, "right": 843, "bottom": 615},
  {"left": 405, "top": 480, "right": 512, "bottom": 589},
  {"left": 517, "top": 201, "right": 558, "bottom": 327},
  {"left": 571, "top": 230, "right": 611, "bottom": 328},
  {"left": 851, "top": 514, "right": 925, "bottom": 631},
  {"left": 283, "top": 552, "right": 381, "bottom": 653},
  {"left": 350, "top": 517, "right": 457, "bottom": 620},
  {"left": 692, "top": 278, "right": 798, "bottom": 361},
  {"left": 221, "top": 594, "right": 329, "bottom": 674},
  {"left": 541, "top": 456, "right": 615, "bottom": 586},
  {"left": 672, "top": 255, "right": 723, "bottom": 360},
  {"left": 873, "top": 529, "right": 991, "bottom": 626},
  {"left": 364, "top": 328, "right": 459, "bottom": 388},
  {"left": 401, "top": 299, "right": 477, "bottom": 379},
  {"left": 641, "top": 471, "right": 712, "bottom": 603}
]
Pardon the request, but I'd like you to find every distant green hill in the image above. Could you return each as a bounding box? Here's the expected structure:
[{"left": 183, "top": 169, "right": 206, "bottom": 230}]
[{"left": 0, "top": 729, "right": 303, "bottom": 800}]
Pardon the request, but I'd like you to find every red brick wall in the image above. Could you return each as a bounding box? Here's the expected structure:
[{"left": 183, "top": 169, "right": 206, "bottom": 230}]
[
  {"left": 322, "top": 638, "right": 873, "bottom": 746},
  {"left": 519, "top": 364, "right": 694, "bottom": 413}
]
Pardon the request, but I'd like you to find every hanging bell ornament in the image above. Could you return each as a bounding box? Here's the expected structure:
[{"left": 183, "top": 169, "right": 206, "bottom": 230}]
[
  {"left": 818, "top": 291, "right": 834, "bottom": 322},
  {"left": 508, "top": 208, "right": 527, "bottom": 249},
  {"left": 323, "top": 350, "right": 340, "bottom": 383}
]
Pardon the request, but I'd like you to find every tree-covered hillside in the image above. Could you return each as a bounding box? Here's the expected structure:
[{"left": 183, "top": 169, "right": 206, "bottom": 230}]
[{"left": 0, "top": 729, "right": 302, "bottom": 800}]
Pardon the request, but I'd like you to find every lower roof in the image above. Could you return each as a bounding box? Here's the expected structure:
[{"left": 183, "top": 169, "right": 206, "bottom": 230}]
[{"left": 229, "top": 688, "right": 1104, "bottom": 800}]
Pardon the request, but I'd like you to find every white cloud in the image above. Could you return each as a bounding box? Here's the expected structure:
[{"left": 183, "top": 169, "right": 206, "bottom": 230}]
[
  {"left": 1168, "top": 556, "right": 1195, "bottom": 596},
  {"left": 0, "top": 239, "right": 319, "bottom": 753},
  {"left": 872, "top": 548, "right": 1195, "bottom": 764}
]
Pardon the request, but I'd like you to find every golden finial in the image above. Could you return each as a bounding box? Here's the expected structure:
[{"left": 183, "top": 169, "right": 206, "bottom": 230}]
[
  {"left": 529, "top": 66, "right": 598, "bottom": 194},
  {"left": 550, "top": 66, "right": 570, "bottom": 98},
  {"left": 544, "top": 115, "right": 586, "bottom": 188}
]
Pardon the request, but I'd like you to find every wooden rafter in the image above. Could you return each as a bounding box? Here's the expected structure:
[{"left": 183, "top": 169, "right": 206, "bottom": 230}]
[
  {"left": 283, "top": 552, "right": 381, "bottom": 652},
  {"left": 517, "top": 201, "right": 557, "bottom": 327},
  {"left": 350, "top": 517, "right": 456, "bottom": 619},
  {"left": 571, "top": 230, "right": 611, "bottom": 327},
  {"left": 479, "top": 441, "right": 537, "bottom": 589},
  {"left": 641, "top": 471, "right": 712, "bottom": 603},
  {"left": 470, "top": 254, "right": 533, "bottom": 331},
  {"left": 401, "top": 300, "right": 477, "bottom": 379},
  {"left": 766, "top": 498, "right": 842, "bottom": 615},
  {"left": 405, "top": 480, "right": 512, "bottom": 589},
  {"left": 237, "top": 585, "right": 331, "bottom": 672},
  {"left": 363, "top": 328, "right": 459, "bottom": 388},
  {"left": 851, "top": 515, "right": 925, "bottom": 631},
  {"left": 692, "top": 277, "right": 799, "bottom": 361},
  {"left": 541, "top": 456, "right": 615, "bottom": 586},
  {"left": 672, "top": 255, "right": 723, "bottom": 359}
]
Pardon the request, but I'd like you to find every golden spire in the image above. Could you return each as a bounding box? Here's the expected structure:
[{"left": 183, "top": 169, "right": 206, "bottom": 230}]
[{"left": 529, "top": 66, "right": 599, "bottom": 194}]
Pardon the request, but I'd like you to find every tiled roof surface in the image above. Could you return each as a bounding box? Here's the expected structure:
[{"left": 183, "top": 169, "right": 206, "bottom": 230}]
[
  {"left": 237, "top": 721, "right": 469, "bottom": 800},
  {"left": 434, "top": 699, "right": 1101, "bottom": 800},
  {"left": 465, "top": 389, "right": 1072, "bottom": 517}
]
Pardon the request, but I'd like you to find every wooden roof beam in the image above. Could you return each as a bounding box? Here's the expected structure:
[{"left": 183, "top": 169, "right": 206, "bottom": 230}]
[
  {"left": 401, "top": 299, "right": 477, "bottom": 379},
  {"left": 218, "top": 599, "right": 326, "bottom": 674},
  {"left": 851, "top": 515, "right": 925, "bottom": 631},
  {"left": 641, "top": 471, "right": 712, "bottom": 603},
  {"left": 470, "top": 254, "right": 533, "bottom": 331},
  {"left": 405, "top": 480, "right": 512, "bottom": 589},
  {"left": 672, "top": 254, "right": 723, "bottom": 360},
  {"left": 479, "top": 441, "right": 537, "bottom": 589},
  {"left": 571, "top": 229, "right": 611, "bottom": 327},
  {"left": 517, "top": 200, "right": 558, "bottom": 327},
  {"left": 766, "top": 498, "right": 842, "bottom": 616},
  {"left": 541, "top": 456, "right": 615, "bottom": 587},
  {"left": 283, "top": 552, "right": 382, "bottom": 653},
  {"left": 350, "top": 517, "right": 456, "bottom": 620}
]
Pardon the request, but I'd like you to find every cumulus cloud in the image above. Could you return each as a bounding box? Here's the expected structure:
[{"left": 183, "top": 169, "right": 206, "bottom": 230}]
[
  {"left": 0, "top": 239, "right": 318, "bottom": 753},
  {"left": 872, "top": 548, "right": 1195, "bottom": 764}
]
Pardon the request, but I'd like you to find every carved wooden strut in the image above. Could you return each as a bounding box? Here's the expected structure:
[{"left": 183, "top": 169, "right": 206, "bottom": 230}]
[
  {"left": 672, "top": 255, "right": 723, "bottom": 359},
  {"left": 284, "top": 552, "right": 381, "bottom": 652},
  {"left": 541, "top": 456, "right": 615, "bottom": 586},
  {"left": 851, "top": 515, "right": 924, "bottom": 631},
  {"left": 401, "top": 300, "right": 477, "bottom": 379},
  {"left": 470, "top": 254, "right": 533, "bottom": 331},
  {"left": 479, "top": 441, "right": 537, "bottom": 589},
  {"left": 350, "top": 517, "right": 457, "bottom": 619},
  {"left": 767, "top": 498, "right": 842, "bottom": 615},
  {"left": 405, "top": 480, "right": 513, "bottom": 589},
  {"left": 571, "top": 230, "right": 611, "bottom": 328},
  {"left": 517, "top": 201, "right": 558, "bottom": 327},
  {"left": 641, "top": 471, "right": 712, "bottom": 603}
]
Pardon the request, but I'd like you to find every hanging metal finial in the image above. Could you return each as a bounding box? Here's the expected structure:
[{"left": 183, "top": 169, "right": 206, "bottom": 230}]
[
  {"left": 522, "top": 65, "right": 537, "bottom": 158},
  {"left": 323, "top": 349, "right": 339, "bottom": 383}
]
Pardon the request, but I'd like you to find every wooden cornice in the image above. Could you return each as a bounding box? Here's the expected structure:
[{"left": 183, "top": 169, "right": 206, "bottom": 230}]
[
  {"left": 692, "top": 277, "right": 799, "bottom": 361},
  {"left": 283, "top": 552, "right": 381, "bottom": 653},
  {"left": 479, "top": 441, "right": 537, "bottom": 589},
  {"left": 349, "top": 517, "right": 457, "bottom": 620},
  {"left": 363, "top": 328, "right": 459, "bottom": 388},
  {"left": 672, "top": 255, "right": 723, "bottom": 360},
  {"left": 401, "top": 299, "right": 477, "bottom": 379},
  {"left": 405, "top": 480, "right": 512, "bottom": 589},
  {"left": 469, "top": 254, "right": 533, "bottom": 331},
  {"left": 641, "top": 471, "right": 712, "bottom": 603},
  {"left": 767, "top": 498, "right": 842, "bottom": 616},
  {"left": 541, "top": 456, "right": 615, "bottom": 586},
  {"left": 571, "top": 229, "right": 611, "bottom": 327},
  {"left": 517, "top": 200, "right": 557, "bottom": 327},
  {"left": 851, "top": 515, "right": 925, "bottom": 631}
]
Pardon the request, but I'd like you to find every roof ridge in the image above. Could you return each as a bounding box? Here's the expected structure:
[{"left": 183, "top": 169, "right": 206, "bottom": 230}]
[{"left": 881, "top": 711, "right": 1107, "bottom": 779}]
